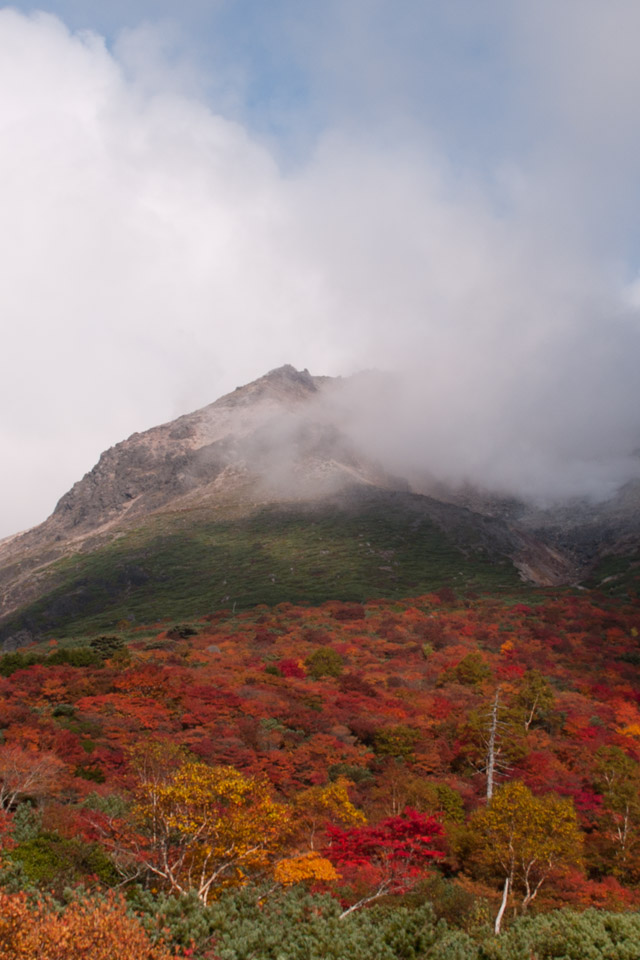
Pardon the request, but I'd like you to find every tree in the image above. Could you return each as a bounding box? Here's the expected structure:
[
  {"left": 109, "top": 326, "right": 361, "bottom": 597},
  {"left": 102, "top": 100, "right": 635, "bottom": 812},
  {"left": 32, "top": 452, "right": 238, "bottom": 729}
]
[
  {"left": 514, "top": 670, "right": 554, "bottom": 732},
  {"left": 325, "top": 807, "right": 444, "bottom": 917},
  {"left": 0, "top": 746, "right": 64, "bottom": 810},
  {"left": 122, "top": 748, "right": 289, "bottom": 903},
  {"left": 293, "top": 776, "right": 365, "bottom": 850},
  {"left": 485, "top": 689, "right": 504, "bottom": 800},
  {"left": 470, "top": 781, "right": 583, "bottom": 933},
  {"left": 592, "top": 746, "right": 640, "bottom": 880},
  {"left": 274, "top": 852, "right": 339, "bottom": 886}
]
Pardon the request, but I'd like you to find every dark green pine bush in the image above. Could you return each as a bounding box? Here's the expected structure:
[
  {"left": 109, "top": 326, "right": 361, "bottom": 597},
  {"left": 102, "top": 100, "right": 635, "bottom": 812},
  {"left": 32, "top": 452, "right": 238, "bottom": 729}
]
[
  {"left": 132, "top": 886, "right": 475, "bottom": 960},
  {"left": 480, "top": 909, "right": 640, "bottom": 960},
  {"left": 131, "top": 887, "right": 640, "bottom": 960}
]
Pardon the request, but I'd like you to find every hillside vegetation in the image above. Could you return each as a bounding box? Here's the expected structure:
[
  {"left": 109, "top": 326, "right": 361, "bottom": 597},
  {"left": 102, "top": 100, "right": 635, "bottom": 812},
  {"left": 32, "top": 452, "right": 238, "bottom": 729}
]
[
  {"left": 1, "top": 494, "right": 523, "bottom": 643},
  {"left": 1, "top": 586, "right": 640, "bottom": 956}
]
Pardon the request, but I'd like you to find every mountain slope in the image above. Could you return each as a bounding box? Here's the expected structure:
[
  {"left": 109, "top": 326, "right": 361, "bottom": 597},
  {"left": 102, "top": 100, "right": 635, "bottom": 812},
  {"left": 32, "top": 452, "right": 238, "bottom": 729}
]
[{"left": 1, "top": 364, "right": 637, "bottom": 646}]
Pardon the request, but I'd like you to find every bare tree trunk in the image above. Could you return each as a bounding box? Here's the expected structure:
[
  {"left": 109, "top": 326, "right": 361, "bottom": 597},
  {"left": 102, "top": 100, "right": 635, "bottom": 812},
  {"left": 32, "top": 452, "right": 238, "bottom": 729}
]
[
  {"left": 494, "top": 876, "right": 510, "bottom": 935},
  {"left": 339, "top": 881, "right": 392, "bottom": 918},
  {"left": 487, "top": 689, "right": 500, "bottom": 800}
]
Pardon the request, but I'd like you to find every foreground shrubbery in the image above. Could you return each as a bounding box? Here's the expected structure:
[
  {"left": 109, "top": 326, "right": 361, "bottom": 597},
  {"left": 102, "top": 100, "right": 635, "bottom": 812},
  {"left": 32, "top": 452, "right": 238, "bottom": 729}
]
[
  {"left": 483, "top": 909, "right": 640, "bottom": 960},
  {"left": 4, "top": 880, "right": 640, "bottom": 959},
  {"left": 0, "top": 888, "right": 176, "bottom": 960},
  {"left": 133, "top": 887, "right": 640, "bottom": 959}
]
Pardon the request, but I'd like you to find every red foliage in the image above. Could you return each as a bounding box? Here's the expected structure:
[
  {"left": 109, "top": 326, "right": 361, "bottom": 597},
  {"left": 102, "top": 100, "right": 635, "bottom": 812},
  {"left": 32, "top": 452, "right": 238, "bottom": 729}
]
[
  {"left": 278, "top": 659, "right": 306, "bottom": 679},
  {"left": 325, "top": 807, "right": 444, "bottom": 872}
]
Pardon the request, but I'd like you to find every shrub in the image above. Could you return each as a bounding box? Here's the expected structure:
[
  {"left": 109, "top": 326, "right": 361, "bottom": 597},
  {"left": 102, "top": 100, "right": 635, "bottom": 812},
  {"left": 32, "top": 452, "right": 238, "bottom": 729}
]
[
  {"left": 373, "top": 724, "right": 421, "bottom": 759},
  {"left": 481, "top": 908, "right": 640, "bottom": 959},
  {"left": 89, "top": 635, "right": 126, "bottom": 659},
  {"left": 305, "top": 648, "right": 344, "bottom": 679}
]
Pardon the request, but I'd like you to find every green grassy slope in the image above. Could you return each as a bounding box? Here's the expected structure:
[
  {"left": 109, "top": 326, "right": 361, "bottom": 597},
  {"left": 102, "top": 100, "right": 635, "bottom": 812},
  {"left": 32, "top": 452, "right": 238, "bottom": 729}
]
[
  {"left": 0, "top": 493, "right": 528, "bottom": 641},
  {"left": 584, "top": 550, "right": 640, "bottom": 597}
]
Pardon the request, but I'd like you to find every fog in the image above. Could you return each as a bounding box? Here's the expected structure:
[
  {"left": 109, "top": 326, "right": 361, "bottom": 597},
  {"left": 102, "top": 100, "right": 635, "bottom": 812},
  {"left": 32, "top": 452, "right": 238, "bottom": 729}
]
[{"left": 2, "top": 3, "right": 640, "bottom": 537}]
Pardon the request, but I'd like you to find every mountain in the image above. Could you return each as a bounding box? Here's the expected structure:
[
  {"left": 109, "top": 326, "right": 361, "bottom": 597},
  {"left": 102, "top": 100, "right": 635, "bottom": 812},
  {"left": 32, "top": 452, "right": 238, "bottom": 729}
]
[{"left": 1, "top": 365, "right": 638, "bottom": 647}]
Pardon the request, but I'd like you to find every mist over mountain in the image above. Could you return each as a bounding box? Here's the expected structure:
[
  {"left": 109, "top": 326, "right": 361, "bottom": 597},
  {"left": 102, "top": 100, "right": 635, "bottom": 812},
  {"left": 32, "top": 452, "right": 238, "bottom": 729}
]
[
  {"left": 15, "top": 362, "right": 640, "bottom": 540},
  {"left": 1, "top": 363, "right": 640, "bottom": 648}
]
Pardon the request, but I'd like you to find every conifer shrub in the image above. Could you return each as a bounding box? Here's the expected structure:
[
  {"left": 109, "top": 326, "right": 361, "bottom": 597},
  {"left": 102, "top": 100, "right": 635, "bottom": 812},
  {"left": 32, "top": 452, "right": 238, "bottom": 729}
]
[
  {"left": 480, "top": 908, "right": 640, "bottom": 959},
  {"left": 132, "top": 886, "right": 475, "bottom": 960},
  {"left": 89, "top": 635, "right": 126, "bottom": 659}
]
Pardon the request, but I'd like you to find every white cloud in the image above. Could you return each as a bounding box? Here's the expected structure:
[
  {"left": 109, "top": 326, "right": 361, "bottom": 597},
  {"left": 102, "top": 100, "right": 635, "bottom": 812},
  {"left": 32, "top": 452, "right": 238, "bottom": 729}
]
[{"left": 1, "top": 5, "right": 640, "bottom": 538}]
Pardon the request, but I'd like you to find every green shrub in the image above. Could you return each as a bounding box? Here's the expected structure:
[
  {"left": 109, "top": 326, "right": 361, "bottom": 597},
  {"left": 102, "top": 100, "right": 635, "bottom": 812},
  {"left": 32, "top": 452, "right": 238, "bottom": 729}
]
[
  {"left": 453, "top": 653, "right": 491, "bottom": 686},
  {"left": 305, "top": 648, "right": 344, "bottom": 679},
  {"left": 89, "top": 634, "right": 126, "bottom": 659},
  {"left": 74, "top": 764, "right": 106, "bottom": 782},
  {"left": 328, "top": 763, "right": 374, "bottom": 784},
  {"left": 47, "top": 647, "right": 100, "bottom": 667},
  {"left": 0, "top": 651, "right": 41, "bottom": 676},
  {"left": 52, "top": 703, "right": 76, "bottom": 718},
  {"left": 373, "top": 724, "right": 421, "bottom": 759},
  {"left": 10, "top": 833, "right": 119, "bottom": 890},
  {"left": 480, "top": 908, "right": 640, "bottom": 959},
  {"left": 167, "top": 624, "right": 199, "bottom": 640},
  {"left": 132, "top": 886, "right": 475, "bottom": 960}
]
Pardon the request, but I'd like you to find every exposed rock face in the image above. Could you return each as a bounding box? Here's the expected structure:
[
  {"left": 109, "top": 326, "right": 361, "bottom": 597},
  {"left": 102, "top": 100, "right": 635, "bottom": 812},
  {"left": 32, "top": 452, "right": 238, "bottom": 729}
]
[
  {"left": 49, "top": 365, "right": 402, "bottom": 535},
  {"left": 52, "top": 365, "right": 322, "bottom": 531}
]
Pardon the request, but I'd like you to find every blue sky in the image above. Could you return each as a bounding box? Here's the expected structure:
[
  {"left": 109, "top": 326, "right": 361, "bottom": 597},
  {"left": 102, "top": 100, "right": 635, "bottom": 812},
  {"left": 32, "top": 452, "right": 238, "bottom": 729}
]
[
  {"left": 3, "top": 1, "right": 640, "bottom": 536},
  {"left": 7, "top": 2, "right": 517, "bottom": 170}
]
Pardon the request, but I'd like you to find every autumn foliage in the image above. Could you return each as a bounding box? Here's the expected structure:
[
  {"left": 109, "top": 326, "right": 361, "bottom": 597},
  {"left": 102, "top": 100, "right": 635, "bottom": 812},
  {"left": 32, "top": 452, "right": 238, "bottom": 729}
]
[
  {"left": 1, "top": 588, "right": 640, "bottom": 948},
  {"left": 0, "top": 889, "right": 175, "bottom": 960}
]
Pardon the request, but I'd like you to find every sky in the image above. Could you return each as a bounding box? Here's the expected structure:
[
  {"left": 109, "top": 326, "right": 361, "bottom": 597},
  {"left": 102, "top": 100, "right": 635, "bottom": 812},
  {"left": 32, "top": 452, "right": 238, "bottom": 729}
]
[{"left": 2, "top": 0, "right": 640, "bottom": 537}]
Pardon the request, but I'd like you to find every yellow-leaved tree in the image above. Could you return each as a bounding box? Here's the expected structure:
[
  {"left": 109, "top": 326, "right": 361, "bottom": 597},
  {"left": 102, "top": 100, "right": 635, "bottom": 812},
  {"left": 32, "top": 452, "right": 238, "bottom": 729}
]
[
  {"left": 469, "top": 780, "right": 582, "bottom": 933},
  {"left": 293, "top": 776, "right": 366, "bottom": 849},
  {"left": 127, "top": 745, "right": 289, "bottom": 903}
]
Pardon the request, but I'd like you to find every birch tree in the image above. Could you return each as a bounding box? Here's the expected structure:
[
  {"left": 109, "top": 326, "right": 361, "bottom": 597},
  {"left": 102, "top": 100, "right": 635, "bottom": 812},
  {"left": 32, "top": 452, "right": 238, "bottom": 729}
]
[{"left": 470, "top": 781, "right": 582, "bottom": 933}]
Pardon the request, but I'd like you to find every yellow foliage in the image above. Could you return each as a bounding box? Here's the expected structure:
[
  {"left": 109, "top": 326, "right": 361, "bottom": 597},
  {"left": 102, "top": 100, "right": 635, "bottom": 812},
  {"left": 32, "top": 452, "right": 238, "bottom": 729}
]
[
  {"left": 619, "top": 723, "right": 640, "bottom": 740},
  {"left": 132, "top": 754, "right": 289, "bottom": 902},
  {"left": 296, "top": 774, "right": 364, "bottom": 821},
  {"left": 292, "top": 776, "right": 365, "bottom": 849},
  {"left": 470, "top": 780, "right": 583, "bottom": 910},
  {"left": 274, "top": 852, "right": 339, "bottom": 885}
]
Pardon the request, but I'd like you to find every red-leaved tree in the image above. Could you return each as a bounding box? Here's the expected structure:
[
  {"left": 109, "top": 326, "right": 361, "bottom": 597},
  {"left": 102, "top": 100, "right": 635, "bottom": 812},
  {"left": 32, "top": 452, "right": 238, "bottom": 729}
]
[{"left": 324, "top": 807, "right": 444, "bottom": 916}]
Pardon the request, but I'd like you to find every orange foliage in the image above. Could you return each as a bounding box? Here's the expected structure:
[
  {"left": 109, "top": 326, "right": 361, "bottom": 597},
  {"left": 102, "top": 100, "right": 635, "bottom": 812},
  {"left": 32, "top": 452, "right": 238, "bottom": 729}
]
[
  {"left": 0, "top": 890, "right": 176, "bottom": 960},
  {"left": 274, "top": 852, "right": 339, "bottom": 885}
]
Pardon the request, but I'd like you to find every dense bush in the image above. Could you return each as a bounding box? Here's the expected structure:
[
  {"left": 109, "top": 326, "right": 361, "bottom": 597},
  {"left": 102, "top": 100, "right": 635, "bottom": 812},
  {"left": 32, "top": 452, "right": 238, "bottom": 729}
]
[
  {"left": 480, "top": 909, "right": 640, "bottom": 960},
  {"left": 130, "top": 886, "right": 640, "bottom": 960},
  {"left": 133, "top": 886, "right": 475, "bottom": 960},
  {"left": 305, "top": 648, "right": 344, "bottom": 678}
]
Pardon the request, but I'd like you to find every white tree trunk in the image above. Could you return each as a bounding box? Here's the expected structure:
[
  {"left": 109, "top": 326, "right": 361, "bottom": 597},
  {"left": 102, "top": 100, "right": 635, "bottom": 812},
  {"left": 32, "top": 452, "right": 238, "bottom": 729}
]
[
  {"left": 487, "top": 689, "right": 500, "bottom": 800},
  {"left": 494, "top": 876, "right": 510, "bottom": 935}
]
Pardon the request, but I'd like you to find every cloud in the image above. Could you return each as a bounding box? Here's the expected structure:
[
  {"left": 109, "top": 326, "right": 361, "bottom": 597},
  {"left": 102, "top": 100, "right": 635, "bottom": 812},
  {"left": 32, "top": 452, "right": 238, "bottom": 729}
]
[{"left": 1, "top": 4, "right": 640, "bottom": 537}]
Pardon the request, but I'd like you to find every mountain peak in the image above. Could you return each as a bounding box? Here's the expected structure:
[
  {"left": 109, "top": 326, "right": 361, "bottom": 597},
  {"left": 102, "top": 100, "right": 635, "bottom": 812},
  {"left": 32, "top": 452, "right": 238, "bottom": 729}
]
[
  {"left": 266, "top": 363, "right": 313, "bottom": 383},
  {"left": 217, "top": 364, "right": 329, "bottom": 410},
  {"left": 36, "top": 364, "right": 354, "bottom": 538}
]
